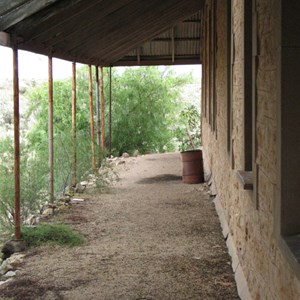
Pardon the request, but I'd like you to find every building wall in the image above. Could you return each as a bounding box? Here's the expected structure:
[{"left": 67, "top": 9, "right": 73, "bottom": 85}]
[{"left": 201, "top": 0, "right": 300, "bottom": 299}]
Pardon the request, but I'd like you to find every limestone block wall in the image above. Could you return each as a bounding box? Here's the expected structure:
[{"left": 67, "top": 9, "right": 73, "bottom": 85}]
[{"left": 201, "top": 0, "right": 300, "bottom": 299}]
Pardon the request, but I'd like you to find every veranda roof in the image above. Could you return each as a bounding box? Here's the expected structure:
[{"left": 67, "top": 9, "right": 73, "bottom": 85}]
[{"left": 0, "top": 0, "right": 204, "bottom": 66}]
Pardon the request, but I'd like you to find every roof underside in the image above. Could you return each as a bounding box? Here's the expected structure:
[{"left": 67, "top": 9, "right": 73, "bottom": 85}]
[{"left": 0, "top": 0, "right": 204, "bottom": 66}]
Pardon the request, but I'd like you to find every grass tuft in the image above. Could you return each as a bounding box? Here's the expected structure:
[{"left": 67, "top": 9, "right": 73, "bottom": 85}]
[{"left": 21, "top": 223, "right": 84, "bottom": 247}]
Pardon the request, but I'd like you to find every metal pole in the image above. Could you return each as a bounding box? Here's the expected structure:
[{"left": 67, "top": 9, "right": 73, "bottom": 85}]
[
  {"left": 99, "top": 66, "right": 105, "bottom": 151},
  {"left": 48, "top": 56, "right": 54, "bottom": 204},
  {"left": 109, "top": 66, "right": 112, "bottom": 157},
  {"left": 71, "top": 62, "right": 77, "bottom": 187},
  {"left": 13, "top": 45, "right": 21, "bottom": 240},
  {"left": 88, "top": 65, "right": 96, "bottom": 169},
  {"left": 95, "top": 66, "right": 101, "bottom": 166}
]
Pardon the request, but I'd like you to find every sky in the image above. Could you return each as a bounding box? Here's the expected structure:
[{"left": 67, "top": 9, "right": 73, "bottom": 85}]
[
  {"left": 0, "top": 46, "right": 74, "bottom": 80},
  {"left": 0, "top": 46, "right": 202, "bottom": 81}
]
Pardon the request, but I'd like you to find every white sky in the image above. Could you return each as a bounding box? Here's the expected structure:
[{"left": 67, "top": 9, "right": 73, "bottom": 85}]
[{"left": 0, "top": 46, "right": 202, "bottom": 81}]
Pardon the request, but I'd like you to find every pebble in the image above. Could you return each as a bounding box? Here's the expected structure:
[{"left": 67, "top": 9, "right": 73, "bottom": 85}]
[
  {"left": 3, "top": 271, "right": 16, "bottom": 277},
  {"left": 42, "top": 208, "right": 54, "bottom": 217},
  {"left": 122, "top": 152, "right": 130, "bottom": 158},
  {"left": 132, "top": 150, "right": 140, "bottom": 157},
  {"left": 71, "top": 198, "right": 85, "bottom": 204},
  {"left": 0, "top": 278, "right": 13, "bottom": 286},
  {"left": 0, "top": 253, "right": 25, "bottom": 275}
]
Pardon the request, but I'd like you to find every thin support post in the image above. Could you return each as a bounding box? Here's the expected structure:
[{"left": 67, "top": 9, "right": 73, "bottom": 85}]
[
  {"left": 109, "top": 66, "right": 112, "bottom": 157},
  {"left": 88, "top": 65, "right": 96, "bottom": 169},
  {"left": 71, "top": 62, "right": 77, "bottom": 187},
  {"left": 48, "top": 56, "right": 54, "bottom": 204},
  {"left": 171, "top": 27, "right": 175, "bottom": 63},
  {"left": 137, "top": 47, "right": 141, "bottom": 65},
  {"left": 99, "top": 66, "right": 105, "bottom": 151},
  {"left": 13, "top": 46, "right": 21, "bottom": 240},
  {"left": 95, "top": 66, "right": 101, "bottom": 166}
]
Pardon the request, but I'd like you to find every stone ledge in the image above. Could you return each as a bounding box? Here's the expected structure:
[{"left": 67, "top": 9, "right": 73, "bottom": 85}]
[{"left": 237, "top": 170, "right": 253, "bottom": 190}]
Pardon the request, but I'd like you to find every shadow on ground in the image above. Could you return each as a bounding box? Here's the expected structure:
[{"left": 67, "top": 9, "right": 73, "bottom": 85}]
[{"left": 137, "top": 174, "right": 182, "bottom": 184}]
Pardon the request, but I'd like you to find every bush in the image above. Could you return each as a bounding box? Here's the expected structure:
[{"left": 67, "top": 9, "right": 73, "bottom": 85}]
[
  {"left": 175, "top": 104, "right": 201, "bottom": 151},
  {"left": 0, "top": 66, "right": 197, "bottom": 233},
  {"left": 0, "top": 137, "right": 46, "bottom": 231},
  {"left": 102, "top": 67, "right": 193, "bottom": 155},
  {"left": 21, "top": 223, "right": 84, "bottom": 247}
]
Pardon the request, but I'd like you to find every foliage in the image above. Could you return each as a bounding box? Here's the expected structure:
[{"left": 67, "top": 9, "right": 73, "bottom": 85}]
[
  {"left": 0, "top": 68, "right": 101, "bottom": 232},
  {"left": 26, "top": 66, "right": 194, "bottom": 158},
  {"left": 21, "top": 223, "right": 84, "bottom": 247},
  {"left": 0, "top": 138, "right": 15, "bottom": 230},
  {"left": 25, "top": 68, "right": 96, "bottom": 194},
  {"left": 0, "top": 137, "right": 48, "bottom": 231},
  {"left": 102, "top": 67, "right": 193, "bottom": 155},
  {"left": 0, "top": 65, "right": 198, "bottom": 233},
  {"left": 175, "top": 104, "right": 201, "bottom": 151}
]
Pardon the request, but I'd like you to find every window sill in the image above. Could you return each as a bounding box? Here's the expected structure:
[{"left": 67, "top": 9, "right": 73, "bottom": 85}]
[
  {"left": 237, "top": 170, "right": 253, "bottom": 190},
  {"left": 284, "top": 235, "right": 300, "bottom": 263}
]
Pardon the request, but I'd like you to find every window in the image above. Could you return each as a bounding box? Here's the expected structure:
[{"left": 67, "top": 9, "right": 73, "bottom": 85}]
[
  {"left": 237, "top": 0, "right": 256, "bottom": 193},
  {"left": 244, "top": 0, "right": 253, "bottom": 172},
  {"left": 203, "top": 0, "right": 216, "bottom": 132},
  {"left": 210, "top": 0, "right": 216, "bottom": 132},
  {"left": 279, "top": 1, "right": 300, "bottom": 269},
  {"left": 227, "top": 0, "right": 232, "bottom": 153}
]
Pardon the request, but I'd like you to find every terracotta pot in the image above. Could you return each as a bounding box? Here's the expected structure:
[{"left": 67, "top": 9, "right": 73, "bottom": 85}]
[{"left": 180, "top": 149, "right": 204, "bottom": 184}]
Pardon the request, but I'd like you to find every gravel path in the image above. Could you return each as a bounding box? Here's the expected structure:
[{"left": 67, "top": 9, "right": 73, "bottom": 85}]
[{"left": 0, "top": 152, "right": 239, "bottom": 300}]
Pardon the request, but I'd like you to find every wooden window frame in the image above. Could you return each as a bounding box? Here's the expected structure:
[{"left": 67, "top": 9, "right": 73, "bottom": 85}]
[
  {"left": 203, "top": 0, "right": 217, "bottom": 133},
  {"left": 227, "top": 0, "right": 232, "bottom": 154}
]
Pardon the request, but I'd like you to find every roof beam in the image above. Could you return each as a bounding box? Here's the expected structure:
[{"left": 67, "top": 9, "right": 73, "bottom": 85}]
[
  {"left": 113, "top": 56, "right": 201, "bottom": 67},
  {"left": 0, "top": 0, "right": 59, "bottom": 31},
  {"left": 152, "top": 37, "right": 201, "bottom": 42}
]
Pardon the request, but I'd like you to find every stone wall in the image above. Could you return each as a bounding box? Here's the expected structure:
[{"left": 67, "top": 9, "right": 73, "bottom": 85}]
[{"left": 201, "top": 0, "right": 300, "bottom": 299}]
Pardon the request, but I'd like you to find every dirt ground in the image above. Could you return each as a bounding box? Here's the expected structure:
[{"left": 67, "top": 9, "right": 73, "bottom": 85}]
[{"left": 0, "top": 152, "right": 239, "bottom": 300}]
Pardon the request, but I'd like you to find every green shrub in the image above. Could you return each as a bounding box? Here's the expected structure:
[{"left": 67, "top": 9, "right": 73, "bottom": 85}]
[
  {"left": 0, "top": 66, "right": 196, "bottom": 233},
  {"left": 21, "top": 223, "right": 84, "bottom": 247},
  {"left": 174, "top": 104, "right": 201, "bottom": 151},
  {"left": 102, "top": 66, "right": 193, "bottom": 155}
]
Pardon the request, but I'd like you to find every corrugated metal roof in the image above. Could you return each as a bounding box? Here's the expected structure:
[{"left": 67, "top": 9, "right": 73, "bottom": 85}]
[
  {"left": 0, "top": 0, "right": 204, "bottom": 66},
  {"left": 117, "top": 11, "right": 201, "bottom": 66}
]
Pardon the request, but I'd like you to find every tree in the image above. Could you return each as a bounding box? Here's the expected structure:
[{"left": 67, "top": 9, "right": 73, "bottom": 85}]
[
  {"left": 0, "top": 65, "right": 195, "bottom": 230},
  {"left": 103, "top": 66, "right": 192, "bottom": 155},
  {"left": 25, "top": 68, "right": 94, "bottom": 195}
]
